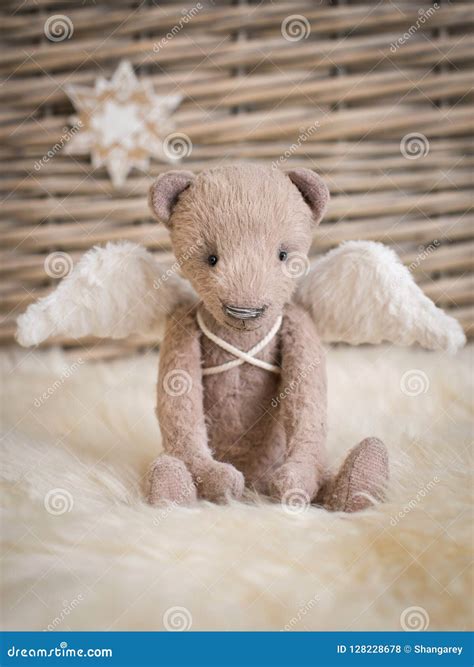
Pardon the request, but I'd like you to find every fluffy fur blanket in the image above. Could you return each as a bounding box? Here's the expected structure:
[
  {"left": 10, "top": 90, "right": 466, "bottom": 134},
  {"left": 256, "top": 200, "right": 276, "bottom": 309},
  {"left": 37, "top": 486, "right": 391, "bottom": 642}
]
[{"left": 0, "top": 345, "right": 472, "bottom": 631}]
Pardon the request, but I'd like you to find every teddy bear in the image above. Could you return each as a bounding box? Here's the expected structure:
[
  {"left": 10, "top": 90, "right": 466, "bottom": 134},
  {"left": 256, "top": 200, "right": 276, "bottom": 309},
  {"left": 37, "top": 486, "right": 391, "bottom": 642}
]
[
  {"left": 146, "top": 164, "right": 388, "bottom": 511},
  {"left": 16, "top": 164, "right": 465, "bottom": 512}
]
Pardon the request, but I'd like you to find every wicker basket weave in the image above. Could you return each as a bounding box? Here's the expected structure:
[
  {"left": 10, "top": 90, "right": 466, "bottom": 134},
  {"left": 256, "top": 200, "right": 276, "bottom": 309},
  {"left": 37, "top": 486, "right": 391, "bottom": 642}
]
[{"left": 1, "top": 0, "right": 473, "bottom": 359}]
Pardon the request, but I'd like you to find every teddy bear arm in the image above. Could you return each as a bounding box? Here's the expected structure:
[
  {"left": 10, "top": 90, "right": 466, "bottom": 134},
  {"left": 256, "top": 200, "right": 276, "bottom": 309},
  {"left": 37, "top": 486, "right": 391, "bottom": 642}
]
[
  {"left": 269, "top": 305, "right": 328, "bottom": 500},
  {"left": 157, "top": 307, "right": 215, "bottom": 476},
  {"left": 157, "top": 307, "right": 244, "bottom": 501}
]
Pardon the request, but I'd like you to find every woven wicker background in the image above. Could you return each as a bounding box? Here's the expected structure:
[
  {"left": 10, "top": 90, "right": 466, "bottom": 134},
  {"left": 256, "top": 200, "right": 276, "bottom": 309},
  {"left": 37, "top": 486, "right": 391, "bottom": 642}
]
[{"left": 1, "top": 0, "right": 473, "bottom": 359}]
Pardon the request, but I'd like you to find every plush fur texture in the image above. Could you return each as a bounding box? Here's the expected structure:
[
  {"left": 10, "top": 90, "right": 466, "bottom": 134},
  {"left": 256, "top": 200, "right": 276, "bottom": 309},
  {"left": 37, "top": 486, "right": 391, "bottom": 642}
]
[
  {"left": 1, "top": 345, "right": 471, "bottom": 631},
  {"left": 154, "top": 165, "right": 321, "bottom": 332},
  {"left": 156, "top": 301, "right": 334, "bottom": 504},
  {"left": 296, "top": 241, "right": 466, "bottom": 353},
  {"left": 16, "top": 242, "right": 196, "bottom": 347},
  {"left": 287, "top": 168, "right": 330, "bottom": 225},
  {"left": 148, "top": 165, "right": 388, "bottom": 507}
]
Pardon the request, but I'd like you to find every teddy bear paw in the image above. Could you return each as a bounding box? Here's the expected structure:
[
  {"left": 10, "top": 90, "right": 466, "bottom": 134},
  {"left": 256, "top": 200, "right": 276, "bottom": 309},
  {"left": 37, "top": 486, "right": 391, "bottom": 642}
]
[
  {"left": 148, "top": 454, "right": 197, "bottom": 506},
  {"left": 198, "top": 462, "right": 245, "bottom": 503}
]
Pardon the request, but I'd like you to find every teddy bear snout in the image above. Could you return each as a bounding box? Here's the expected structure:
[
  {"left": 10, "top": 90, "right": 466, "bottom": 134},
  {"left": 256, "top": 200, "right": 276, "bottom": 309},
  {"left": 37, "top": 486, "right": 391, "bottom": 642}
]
[{"left": 224, "top": 304, "right": 266, "bottom": 320}]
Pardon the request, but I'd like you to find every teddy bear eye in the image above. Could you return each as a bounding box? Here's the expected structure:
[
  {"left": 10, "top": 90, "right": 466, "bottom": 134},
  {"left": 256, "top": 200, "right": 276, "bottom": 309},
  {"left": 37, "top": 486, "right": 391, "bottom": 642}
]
[
  {"left": 279, "top": 250, "right": 288, "bottom": 262},
  {"left": 207, "top": 254, "right": 218, "bottom": 267}
]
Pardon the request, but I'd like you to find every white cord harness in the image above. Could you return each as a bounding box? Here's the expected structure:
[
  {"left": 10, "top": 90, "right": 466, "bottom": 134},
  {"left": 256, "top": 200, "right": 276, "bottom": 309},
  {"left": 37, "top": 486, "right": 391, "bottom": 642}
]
[{"left": 196, "top": 309, "right": 282, "bottom": 376}]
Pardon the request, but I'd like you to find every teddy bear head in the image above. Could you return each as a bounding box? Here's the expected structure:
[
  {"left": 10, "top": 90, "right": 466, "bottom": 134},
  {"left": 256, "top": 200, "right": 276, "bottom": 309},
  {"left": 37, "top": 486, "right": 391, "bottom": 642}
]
[{"left": 149, "top": 164, "right": 329, "bottom": 332}]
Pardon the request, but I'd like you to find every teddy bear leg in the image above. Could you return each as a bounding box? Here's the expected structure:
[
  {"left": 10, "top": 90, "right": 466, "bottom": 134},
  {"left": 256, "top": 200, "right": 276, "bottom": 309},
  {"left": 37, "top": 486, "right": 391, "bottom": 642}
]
[
  {"left": 315, "top": 437, "right": 388, "bottom": 513},
  {"left": 148, "top": 454, "right": 197, "bottom": 506}
]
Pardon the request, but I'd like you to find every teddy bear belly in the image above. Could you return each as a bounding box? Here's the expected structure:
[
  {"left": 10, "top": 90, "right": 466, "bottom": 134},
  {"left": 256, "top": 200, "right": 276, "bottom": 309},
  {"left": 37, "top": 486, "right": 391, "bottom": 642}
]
[{"left": 203, "top": 365, "right": 287, "bottom": 491}]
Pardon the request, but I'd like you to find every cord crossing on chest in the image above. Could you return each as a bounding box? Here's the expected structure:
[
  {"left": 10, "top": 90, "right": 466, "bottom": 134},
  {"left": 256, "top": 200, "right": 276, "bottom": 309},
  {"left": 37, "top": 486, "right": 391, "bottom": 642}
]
[{"left": 196, "top": 309, "right": 282, "bottom": 376}]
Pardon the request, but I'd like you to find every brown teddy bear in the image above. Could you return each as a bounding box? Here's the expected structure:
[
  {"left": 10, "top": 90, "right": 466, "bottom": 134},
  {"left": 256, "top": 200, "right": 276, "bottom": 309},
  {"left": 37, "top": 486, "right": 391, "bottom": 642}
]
[
  {"left": 147, "top": 164, "right": 388, "bottom": 511},
  {"left": 16, "top": 163, "right": 465, "bottom": 512}
]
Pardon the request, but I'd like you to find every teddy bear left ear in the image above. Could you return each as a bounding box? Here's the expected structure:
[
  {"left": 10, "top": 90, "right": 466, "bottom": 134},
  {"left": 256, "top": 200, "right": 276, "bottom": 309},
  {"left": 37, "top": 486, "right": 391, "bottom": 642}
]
[
  {"left": 287, "top": 168, "right": 330, "bottom": 226},
  {"left": 149, "top": 170, "right": 195, "bottom": 227}
]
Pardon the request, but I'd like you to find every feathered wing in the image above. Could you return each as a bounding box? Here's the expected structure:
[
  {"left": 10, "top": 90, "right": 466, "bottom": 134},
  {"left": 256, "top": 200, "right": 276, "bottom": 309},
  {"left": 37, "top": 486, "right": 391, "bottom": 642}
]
[
  {"left": 294, "top": 241, "right": 466, "bottom": 353},
  {"left": 16, "top": 242, "right": 197, "bottom": 347}
]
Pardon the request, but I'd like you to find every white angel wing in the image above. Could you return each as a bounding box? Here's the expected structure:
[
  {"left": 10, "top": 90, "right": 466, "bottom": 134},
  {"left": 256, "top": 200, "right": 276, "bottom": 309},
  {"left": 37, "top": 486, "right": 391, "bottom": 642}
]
[
  {"left": 16, "top": 242, "right": 197, "bottom": 347},
  {"left": 295, "top": 241, "right": 465, "bottom": 353}
]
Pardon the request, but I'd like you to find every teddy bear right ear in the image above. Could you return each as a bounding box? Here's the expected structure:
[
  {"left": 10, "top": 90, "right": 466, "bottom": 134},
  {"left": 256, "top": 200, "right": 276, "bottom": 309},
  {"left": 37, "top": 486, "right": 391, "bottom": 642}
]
[
  {"left": 287, "top": 168, "right": 330, "bottom": 226},
  {"left": 148, "top": 170, "right": 195, "bottom": 227}
]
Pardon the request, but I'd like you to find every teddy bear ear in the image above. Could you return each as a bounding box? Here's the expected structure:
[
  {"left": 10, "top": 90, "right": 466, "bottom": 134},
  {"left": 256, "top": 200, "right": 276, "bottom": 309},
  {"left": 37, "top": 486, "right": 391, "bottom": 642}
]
[
  {"left": 148, "top": 170, "right": 195, "bottom": 226},
  {"left": 287, "top": 168, "right": 330, "bottom": 226}
]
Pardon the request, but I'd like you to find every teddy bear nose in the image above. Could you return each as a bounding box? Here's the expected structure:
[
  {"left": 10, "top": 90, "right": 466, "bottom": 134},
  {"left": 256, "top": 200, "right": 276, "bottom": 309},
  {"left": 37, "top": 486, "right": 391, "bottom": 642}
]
[{"left": 224, "top": 305, "right": 266, "bottom": 320}]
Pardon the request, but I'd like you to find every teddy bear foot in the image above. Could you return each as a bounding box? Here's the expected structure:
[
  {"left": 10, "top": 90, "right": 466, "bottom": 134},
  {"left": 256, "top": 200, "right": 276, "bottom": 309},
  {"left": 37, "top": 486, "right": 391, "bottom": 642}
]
[
  {"left": 148, "top": 454, "right": 197, "bottom": 506},
  {"left": 316, "top": 437, "right": 388, "bottom": 513}
]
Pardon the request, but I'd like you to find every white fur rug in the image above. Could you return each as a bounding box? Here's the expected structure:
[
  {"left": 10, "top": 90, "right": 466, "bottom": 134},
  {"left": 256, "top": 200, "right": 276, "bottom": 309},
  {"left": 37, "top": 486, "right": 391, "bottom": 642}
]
[{"left": 1, "top": 344, "right": 472, "bottom": 631}]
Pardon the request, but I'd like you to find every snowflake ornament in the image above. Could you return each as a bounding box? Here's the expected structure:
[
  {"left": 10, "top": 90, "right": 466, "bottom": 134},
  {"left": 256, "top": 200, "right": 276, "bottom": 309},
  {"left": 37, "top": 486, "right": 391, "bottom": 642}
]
[{"left": 65, "top": 61, "right": 182, "bottom": 187}]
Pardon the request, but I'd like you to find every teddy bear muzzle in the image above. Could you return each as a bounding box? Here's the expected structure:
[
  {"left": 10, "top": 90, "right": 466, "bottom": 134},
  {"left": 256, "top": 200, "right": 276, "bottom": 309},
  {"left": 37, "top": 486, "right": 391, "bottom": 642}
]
[{"left": 224, "top": 304, "right": 266, "bottom": 320}]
